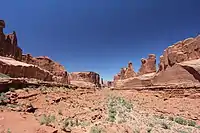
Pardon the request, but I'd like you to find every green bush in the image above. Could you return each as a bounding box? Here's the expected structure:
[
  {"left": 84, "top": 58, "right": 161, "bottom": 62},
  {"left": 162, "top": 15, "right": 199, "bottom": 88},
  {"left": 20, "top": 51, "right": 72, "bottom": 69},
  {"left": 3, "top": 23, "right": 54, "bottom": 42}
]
[
  {"left": 90, "top": 126, "right": 102, "bottom": 133},
  {"left": 0, "top": 73, "right": 10, "bottom": 78},
  {"left": 39, "top": 114, "right": 56, "bottom": 126},
  {"left": 0, "top": 93, "right": 8, "bottom": 105},
  {"left": 187, "top": 120, "right": 196, "bottom": 127},
  {"left": 175, "top": 117, "right": 187, "bottom": 125}
]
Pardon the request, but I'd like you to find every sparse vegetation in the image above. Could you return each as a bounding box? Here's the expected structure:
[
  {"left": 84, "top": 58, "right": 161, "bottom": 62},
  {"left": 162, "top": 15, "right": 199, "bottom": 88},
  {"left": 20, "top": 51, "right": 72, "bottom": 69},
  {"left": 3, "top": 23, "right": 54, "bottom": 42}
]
[
  {"left": 187, "top": 120, "right": 196, "bottom": 127},
  {"left": 147, "top": 128, "right": 152, "bottom": 133},
  {"left": 161, "top": 122, "right": 170, "bottom": 129},
  {"left": 7, "top": 128, "right": 11, "bottom": 133},
  {"left": 107, "top": 96, "right": 133, "bottom": 123},
  {"left": 168, "top": 116, "right": 174, "bottom": 121},
  {"left": 39, "top": 114, "right": 56, "bottom": 126},
  {"left": 0, "top": 73, "right": 10, "bottom": 78},
  {"left": 0, "top": 93, "right": 8, "bottom": 105},
  {"left": 175, "top": 117, "right": 187, "bottom": 125},
  {"left": 90, "top": 125, "right": 102, "bottom": 133},
  {"left": 9, "top": 88, "right": 15, "bottom": 92},
  {"left": 58, "top": 109, "right": 62, "bottom": 115}
]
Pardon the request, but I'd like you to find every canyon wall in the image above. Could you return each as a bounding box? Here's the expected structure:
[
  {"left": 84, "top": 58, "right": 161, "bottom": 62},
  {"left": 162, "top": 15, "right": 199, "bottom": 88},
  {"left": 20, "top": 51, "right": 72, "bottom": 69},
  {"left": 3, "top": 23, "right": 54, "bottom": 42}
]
[
  {"left": 70, "top": 72, "right": 100, "bottom": 87},
  {"left": 22, "top": 54, "right": 70, "bottom": 84}
]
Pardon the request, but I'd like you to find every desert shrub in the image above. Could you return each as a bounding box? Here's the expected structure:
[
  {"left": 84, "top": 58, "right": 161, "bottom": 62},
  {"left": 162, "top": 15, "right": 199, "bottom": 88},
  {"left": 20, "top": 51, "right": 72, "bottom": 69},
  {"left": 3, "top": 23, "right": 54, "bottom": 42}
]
[
  {"left": 39, "top": 114, "right": 56, "bottom": 126},
  {"left": 0, "top": 73, "right": 10, "bottom": 78},
  {"left": 161, "top": 122, "right": 170, "bottom": 129},
  {"left": 7, "top": 128, "right": 11, "bottom": 133},
  {"left": 9, "top": 88, "right": 15, "bottom": 92},
  {"left": 90, "top": 125, "right": 102, "bottom": 133},
  {"left": 158, "top": 114, "right": 165, "bottom": 119},
  {"left": 196, "top": 125, "right": 200, "bottom": 129},
  {"left": 147, "top": 128, "right": 152, "bottom": 133},
  {"left": 175, "top": 117, "right": 187, "bottom": 125},
  {"left": 107, "top": 96, "right": 133, "bottom": 123},
  {"left": 58, "top": 109, "right": 62, "bottom": 115},
  {"left": 0, "top": 93, "right": 8, "bottom": 105},
  {"left": 168, "top": 116, "right": 174, "bottom": 121},
  {"left": 187, "top": 120, "right": 196, "bottom": 127}
]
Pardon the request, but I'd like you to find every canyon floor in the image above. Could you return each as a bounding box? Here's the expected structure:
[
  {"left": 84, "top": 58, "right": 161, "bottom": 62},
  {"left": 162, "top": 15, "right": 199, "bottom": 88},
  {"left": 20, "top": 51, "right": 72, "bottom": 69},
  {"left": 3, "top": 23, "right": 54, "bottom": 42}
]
[{"left": 0, "top": 87, "right": 200, "bottom": 133}]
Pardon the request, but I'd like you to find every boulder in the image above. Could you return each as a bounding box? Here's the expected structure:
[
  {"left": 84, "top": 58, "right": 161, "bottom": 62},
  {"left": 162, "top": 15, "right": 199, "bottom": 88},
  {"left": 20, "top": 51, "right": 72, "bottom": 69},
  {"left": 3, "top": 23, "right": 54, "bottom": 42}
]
[
  {"left": 69, "top": 72, "right": 100, "bottom": 87},
  {"left": 0, "top": 20, "right": 22, "bottom": 61},
  {"left": 22, "top": 54, "right": 69, "bottom": 84},
  {"left": 0, "top": 56, "right": 53, "bottom": 81},
  {"left": 138, "top": 54, "right": 156, "bottom": 75}
]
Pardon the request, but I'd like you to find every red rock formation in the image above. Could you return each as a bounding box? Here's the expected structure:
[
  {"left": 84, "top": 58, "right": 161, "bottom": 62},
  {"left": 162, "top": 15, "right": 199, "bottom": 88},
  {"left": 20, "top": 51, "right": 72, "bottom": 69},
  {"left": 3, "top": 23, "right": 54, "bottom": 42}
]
[
  {"left": 159, "top": 35, "right": 200, "bottom": 71},
  {"left": 153, "top": 59, "right": 200, "bottom": 85},
  {"left": 138, "top": 54, "right": 156, "bottom": 75},
  {"left": 22, "top": 54, "right": 69, "bottom": 84},
  {"left": 0, "top": 20, "right": 22, "bottom": 61},
  {"left": 0, "top": 56, "right": 53, "bottom": 81},
  {"left": 114, "top": 62, "right": 136, "bottom": 82},
  {"left": 124, "top": 62, "right": 136, "bottom": 78},
  {"left": 70, "top": 72, "right": 100, "bottom": 87}
]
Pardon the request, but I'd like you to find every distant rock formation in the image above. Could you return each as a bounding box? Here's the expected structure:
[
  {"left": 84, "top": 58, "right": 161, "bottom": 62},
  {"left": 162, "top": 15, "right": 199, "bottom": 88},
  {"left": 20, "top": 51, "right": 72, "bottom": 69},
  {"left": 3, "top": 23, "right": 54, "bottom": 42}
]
[
  {"left": 114, "top": 35, "right": 200, "bottom": 89},
  {"left": 69, "top": 72, "right": 100, "bottom": 87},
  {"left": 138, "top": 54, "right": 156, "bottom": 75},
  {"left": 114, "top": 62, "right": 136, "bottom": 81},
  {"left": 22, "top": 54, "right": 70, "bottom": 84},
  {"left": 0, "top": 20, "right": 22, "bottom": 61}
]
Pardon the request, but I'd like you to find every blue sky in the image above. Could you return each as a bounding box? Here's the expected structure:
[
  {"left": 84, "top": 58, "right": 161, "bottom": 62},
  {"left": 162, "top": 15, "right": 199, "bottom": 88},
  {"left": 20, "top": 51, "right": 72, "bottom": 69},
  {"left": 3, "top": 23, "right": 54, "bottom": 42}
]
[{"left": 1, "top": 0, "right": 200, "bottom": 80}]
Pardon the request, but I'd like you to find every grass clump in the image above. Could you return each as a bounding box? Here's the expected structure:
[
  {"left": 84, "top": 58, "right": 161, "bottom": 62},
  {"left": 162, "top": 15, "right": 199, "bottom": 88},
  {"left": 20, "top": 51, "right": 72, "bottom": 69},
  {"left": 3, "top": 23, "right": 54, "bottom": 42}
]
[
  {"left": 0, "top": 93, "right": 8, "bottom": 105},
  {"left": 161, "top": 122, "right": 170, "bottom": 129},
  {"left": 58, "top": 109, "right": 62, "bottom": 115},
  {"left": 168, "top": 116, "right": 174, "bottom": 121},
  {"left": 7, "top": 128, "right": 11, "bottom": 133},
  {"left": 107, "top": 96, "right": 133, "bottom": 123},
  {"left": 175, "top": 117, "right": 187, "bottom": 125},
  {"left": 90, "top": 125, "right": 103, "bottom": 133},
  {"left": 147, "top": 128, "right": 152, "bottom": 133},
  {"left": 0, "top": 73, "right": 10, "bottom": 78},
  {"left": 39, "top": 114, "right": 56, "bottom": 126},
  {"left": 187, "top": 120, "right": 196, "bottom": 127}
]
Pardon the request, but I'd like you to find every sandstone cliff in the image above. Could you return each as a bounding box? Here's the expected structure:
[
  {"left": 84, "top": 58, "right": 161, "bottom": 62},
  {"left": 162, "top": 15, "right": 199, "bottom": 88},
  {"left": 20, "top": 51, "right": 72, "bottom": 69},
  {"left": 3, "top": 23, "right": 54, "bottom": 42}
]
[
  {"left": 158, "top": 35, "right": 200, "bottom": 72},
  {"left": 22, "top": 54, "right": 70, "bottom": 84},
  {"left": 0, "top": 56, "right": 53, "bottom": 81},
  {"left": 70, "top": 72, "right": 100, "bottom": 87},
  {"left": 138, "top": 54, "right": 156, "bottom": 75},
  {"left": 0, "top": 20, "right": 22, "bottom": 61},
  {"left": 114, "top": 35, "right": 200, "bottom": 89}
]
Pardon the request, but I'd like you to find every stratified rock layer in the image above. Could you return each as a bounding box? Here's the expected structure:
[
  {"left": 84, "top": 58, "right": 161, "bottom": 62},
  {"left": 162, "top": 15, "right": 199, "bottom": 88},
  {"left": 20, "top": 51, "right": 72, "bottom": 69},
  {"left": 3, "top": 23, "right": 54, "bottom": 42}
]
[
  {"left": 0, "top": 56, "right": 53, "bottom": 81},
  {"left": 70, "top": 72, "right": 100, "bottom": 87},
  {"left": 138, "top": 54, "right": 156, "bottom": 75},
  {"left": 22, "top": 54, "right": 69, "bottom": 84}
]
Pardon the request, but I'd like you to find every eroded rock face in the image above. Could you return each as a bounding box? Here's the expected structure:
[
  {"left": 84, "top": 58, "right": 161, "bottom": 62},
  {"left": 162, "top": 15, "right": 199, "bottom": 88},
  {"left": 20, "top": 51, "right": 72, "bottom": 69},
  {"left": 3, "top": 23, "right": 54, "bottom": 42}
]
[
  {"left": 22, "top": 54, "right": 69, "bottom": 84},
  {"left": 70, "top": 72, "right": 100, "bottom": 87},
  {"left": 138, "top": 54, "right": 156, "bottom": 75},
  {"left": 114, "top": 62, "right": 136, "bottom": 81},
  {"left": 153, "top": 59, "right": 200, "bottom": 85},
  {"left": 0, "top": 56, "right": 53, "bottom": 81},
  {"left": 0, "top": 20, "right": 22, "bottom": 61},
  {"left": 159, "top": 35, "right": 200, "bottom": 71}
]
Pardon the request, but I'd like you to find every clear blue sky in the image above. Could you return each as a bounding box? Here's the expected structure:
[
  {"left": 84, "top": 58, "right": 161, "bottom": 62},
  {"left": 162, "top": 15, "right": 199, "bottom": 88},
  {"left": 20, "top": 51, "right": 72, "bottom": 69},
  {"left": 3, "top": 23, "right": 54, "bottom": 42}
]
[{"left": 1, "top": 0, "right": 200, "bottom": 80}]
